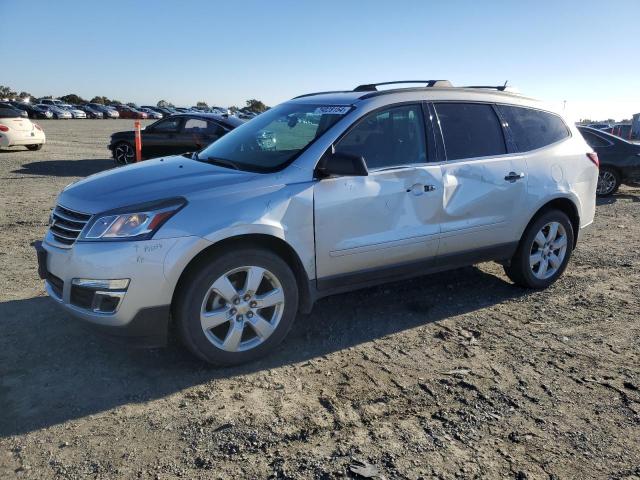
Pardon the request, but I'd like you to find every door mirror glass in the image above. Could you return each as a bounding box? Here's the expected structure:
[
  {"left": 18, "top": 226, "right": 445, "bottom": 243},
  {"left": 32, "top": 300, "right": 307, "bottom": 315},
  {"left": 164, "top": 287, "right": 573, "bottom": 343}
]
[{"left": 316, "top": 150, "right": 368, "bottom": 178}]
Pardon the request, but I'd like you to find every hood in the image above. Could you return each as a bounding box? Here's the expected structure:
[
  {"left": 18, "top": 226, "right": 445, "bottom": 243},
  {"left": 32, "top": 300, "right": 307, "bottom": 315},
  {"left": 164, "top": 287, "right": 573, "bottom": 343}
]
[
  {"left": 111, "top": 129, "right": 134, "bottom": 138},
  {"left": 58, "top": 156, "right": 262, "bottom": 214}
]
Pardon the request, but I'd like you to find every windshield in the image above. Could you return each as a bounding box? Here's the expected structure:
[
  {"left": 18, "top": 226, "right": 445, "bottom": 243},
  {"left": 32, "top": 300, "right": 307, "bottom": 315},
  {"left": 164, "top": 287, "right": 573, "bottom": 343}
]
[{"left": 197, "top": 103, "right": 350, "bottom": 172}]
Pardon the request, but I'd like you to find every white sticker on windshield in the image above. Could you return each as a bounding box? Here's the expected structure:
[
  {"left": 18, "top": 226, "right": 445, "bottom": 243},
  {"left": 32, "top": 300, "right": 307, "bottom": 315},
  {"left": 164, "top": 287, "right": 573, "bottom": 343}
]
[{"left": 314, "top": 106, "right": 351, "bottom": 115}]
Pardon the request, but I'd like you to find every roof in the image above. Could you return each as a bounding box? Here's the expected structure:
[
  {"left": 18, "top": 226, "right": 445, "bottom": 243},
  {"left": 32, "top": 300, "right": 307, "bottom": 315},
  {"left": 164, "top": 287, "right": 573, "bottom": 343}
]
[
  {"left": 169, "top": 112, "right": 245, "bottom": 127},
  {"left": 289, "top": 80, "right": 533, "bottom": 106}
]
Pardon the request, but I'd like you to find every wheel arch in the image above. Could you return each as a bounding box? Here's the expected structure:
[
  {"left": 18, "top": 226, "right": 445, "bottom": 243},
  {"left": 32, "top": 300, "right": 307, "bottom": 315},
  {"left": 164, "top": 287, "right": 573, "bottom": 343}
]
[
  {"left": 171, "top": 233, "right": 313, "bottom": 316},
  {"left": 522, "top": 197, "right": 580, "bottom": 248}
]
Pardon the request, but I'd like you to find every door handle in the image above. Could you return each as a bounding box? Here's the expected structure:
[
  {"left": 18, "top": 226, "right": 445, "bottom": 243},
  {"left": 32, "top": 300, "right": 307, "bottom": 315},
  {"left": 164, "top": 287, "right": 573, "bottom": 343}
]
[
  {"left": 504, "top": 172, "right": 525, "bottom": 182},
  {"left": 406, "top": 184, "right": 437, "bottom": 195}
]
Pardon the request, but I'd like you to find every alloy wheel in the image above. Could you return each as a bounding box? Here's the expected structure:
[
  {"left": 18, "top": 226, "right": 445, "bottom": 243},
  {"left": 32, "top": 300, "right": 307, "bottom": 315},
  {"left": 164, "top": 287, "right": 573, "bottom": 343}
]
[
  {"left": 200, "top": 266, "right": 285, "bottom": 352},
  {"left": 529, "top": 221, "right": 567, "bottom": 280},
  {"left": 596, "top": 170, "right": 617, "bottom": 195},
  {"left": 114, "top": 143, "right": 134, "bottom": 164}
]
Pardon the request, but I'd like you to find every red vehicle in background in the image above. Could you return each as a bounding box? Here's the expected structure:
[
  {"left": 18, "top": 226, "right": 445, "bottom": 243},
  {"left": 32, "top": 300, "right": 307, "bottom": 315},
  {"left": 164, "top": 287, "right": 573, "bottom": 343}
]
[{"left": 114, "top": 105, "right": 148, "bottom": 119}]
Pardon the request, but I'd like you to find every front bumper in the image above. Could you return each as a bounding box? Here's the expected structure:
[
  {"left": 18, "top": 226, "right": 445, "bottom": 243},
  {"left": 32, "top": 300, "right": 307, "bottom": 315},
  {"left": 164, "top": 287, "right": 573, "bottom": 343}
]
[{"left": 35, "top": 235, "right": 210, "bottom": 347}]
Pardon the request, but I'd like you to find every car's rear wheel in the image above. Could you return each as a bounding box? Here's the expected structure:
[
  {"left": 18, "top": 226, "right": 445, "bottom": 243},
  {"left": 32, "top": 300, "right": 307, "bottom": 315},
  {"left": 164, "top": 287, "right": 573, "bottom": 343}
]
[
  {"left": 504, "top": 210, "right": 574, "bottom": 289},
  {"left": 26, "top": 144, "right": 42, "bottom": 151},
  {"left": 113, "top": 141, "right": 135, "bottom": 165},
  {"left": 174, "top": 248, "right": 299, "bottom": 365},
  {"left": 596, "top": 167, "right": 620, "bottom": 196}
]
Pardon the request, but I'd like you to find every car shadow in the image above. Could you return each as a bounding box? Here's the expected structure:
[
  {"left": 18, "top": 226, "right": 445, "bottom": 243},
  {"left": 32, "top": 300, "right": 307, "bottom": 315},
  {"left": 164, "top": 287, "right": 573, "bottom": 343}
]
[
  {"left": 11, "top": 159, "right": 115, "bottom": 177},
  {"left": 597, "top": 193, "right": 640, "bottom": 205},
  {"left": 0, "top": 266, "right": 529, "bottom": 437}
]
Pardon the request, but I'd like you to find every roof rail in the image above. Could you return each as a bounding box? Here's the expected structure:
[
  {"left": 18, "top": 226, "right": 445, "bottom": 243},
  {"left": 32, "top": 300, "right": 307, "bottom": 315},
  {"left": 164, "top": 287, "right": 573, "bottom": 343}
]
[
  {"left": 353, "top": 80, "right": 453, "bottom": 92},
  {"left": 463, "top": 81, "right": 512, "bottom": 92},
  {"left": 292, "top": 90, "right": 349, "bottom": 99}
]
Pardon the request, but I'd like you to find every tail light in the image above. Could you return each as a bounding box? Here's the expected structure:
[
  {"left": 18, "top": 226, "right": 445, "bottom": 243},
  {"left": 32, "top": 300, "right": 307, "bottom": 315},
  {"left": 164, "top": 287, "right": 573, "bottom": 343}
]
[
  {"left": 587, "top": 152, "right": 599, "bottom": 168},
  {"left": 0, "top": 125, "right": 9, "bottom": 132},
  {"left": 34, "top": 123, "right": 42, "bottom": 131}
]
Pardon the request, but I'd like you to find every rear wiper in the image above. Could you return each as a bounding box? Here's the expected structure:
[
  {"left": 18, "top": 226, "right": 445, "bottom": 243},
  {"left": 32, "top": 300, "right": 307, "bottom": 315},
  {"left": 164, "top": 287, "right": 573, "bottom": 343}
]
[{"left": 198, "top": 155, "right": 240, "bottom": 170}]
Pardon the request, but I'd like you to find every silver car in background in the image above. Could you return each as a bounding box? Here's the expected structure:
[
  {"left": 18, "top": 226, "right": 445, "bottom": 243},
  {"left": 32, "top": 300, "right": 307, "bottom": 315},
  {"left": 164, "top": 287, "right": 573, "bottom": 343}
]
[{"left": 36, "top": 80, "right": 598, "bottom": 365}]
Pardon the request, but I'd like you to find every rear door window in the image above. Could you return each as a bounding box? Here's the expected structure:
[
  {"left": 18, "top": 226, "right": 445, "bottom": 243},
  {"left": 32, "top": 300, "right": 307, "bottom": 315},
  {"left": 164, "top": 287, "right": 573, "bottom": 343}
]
[
  {"left": 498, "top": 105, "right": 569, "bottom": 152},
  {"left": 434, "top": 103, "right": 506, "bottom": 160}
]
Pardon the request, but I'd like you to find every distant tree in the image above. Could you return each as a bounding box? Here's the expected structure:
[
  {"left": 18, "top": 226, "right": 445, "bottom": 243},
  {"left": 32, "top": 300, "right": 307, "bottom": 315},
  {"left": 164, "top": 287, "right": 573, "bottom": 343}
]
[
  {"left": 18, "top": 91, "right": 33, "bottom": 100},
  {"left": 109, "top": 100, "right": 122, "bottom": 106},
  {"left": 90, "top": 96, "right": 106, "bottom": 104},
  {"left": 228, "top": 105, "right": 239, "bottom": 114},
  {"left": 196, "top": 101, "right": 209, "bottom": 109},
  {"left": 245, "top": 99, "right": 267, "bottom": 113},
  {"left": 126, "top": 102, "right": 138, "bottom": 108},
  {"left": 0, "top": 85, "right": 17, "bottom": 99},
  {"left": 60, "top": 94, "right": 87, "bottom": 104},
  {"left": 157, "top": 99, "right": 174, "bottom": 108}
]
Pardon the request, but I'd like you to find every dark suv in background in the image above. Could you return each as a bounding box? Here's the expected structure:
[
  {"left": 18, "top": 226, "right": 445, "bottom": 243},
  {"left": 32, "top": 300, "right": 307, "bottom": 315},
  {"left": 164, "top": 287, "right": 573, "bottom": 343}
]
[{"left": 108, "top": 112, "right": 244, "bottom": 164}]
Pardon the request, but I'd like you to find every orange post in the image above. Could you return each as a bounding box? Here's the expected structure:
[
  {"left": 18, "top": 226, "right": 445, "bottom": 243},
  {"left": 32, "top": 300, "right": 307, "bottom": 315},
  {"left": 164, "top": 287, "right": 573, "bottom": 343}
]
[{"left": 134, "top": 120, "right": 142, "bottom": 162}]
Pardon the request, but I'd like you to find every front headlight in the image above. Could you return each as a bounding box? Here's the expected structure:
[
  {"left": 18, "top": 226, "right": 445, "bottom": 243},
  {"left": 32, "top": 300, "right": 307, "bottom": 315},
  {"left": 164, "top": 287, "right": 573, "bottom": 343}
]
[{"left": 81, "top": 198, "right": 186, "bottom": 241}]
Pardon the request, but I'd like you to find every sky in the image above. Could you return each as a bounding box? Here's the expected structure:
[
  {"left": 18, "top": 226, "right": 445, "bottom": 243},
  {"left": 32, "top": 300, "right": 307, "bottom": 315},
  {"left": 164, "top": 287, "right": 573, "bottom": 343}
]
[{"left": 2, "top": 0, "right": 639, "bottom": 121}]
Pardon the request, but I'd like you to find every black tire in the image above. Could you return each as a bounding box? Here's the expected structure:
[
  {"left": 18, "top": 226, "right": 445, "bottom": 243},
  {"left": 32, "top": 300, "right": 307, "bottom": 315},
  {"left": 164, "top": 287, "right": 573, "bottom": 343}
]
[
  {"left": 173, "top": 247, "right": 299, "bottom": 366},
  {"left": 26, "top": 144, "right": 42, "bottom": 151},
  {"left": 113, "top": 141, "right": 135, "bottom": 165},
  {"left": 504, "top": 209, "right": 574, "bottom": 289},
  {"left": 596, "top": 166, "right": 620, "bottom": 197}
]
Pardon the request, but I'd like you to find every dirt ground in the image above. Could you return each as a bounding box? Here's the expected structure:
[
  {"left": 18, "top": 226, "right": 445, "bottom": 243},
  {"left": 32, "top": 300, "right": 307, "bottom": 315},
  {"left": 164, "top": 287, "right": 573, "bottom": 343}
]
[{"left": 0, "top": 119, "right": 639, "bottom": 480}]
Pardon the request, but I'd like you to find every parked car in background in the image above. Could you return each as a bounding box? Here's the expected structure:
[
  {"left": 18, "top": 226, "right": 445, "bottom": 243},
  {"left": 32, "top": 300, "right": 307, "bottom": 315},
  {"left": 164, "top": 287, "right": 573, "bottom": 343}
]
[
  {"left": 9, "top": 102, "right": 53, "bottom": 119},
  {"left": 39, "top": 98, "right": 65, "bottom": 108},
  {"left": 0, "top": 102, "right": 28, "bottom": 118},
  {"left": 139, "top": 107, "right": 163, "bottom": 119},
  {"left": 86, "top": 103, "right": 120, "bottom": 119},
  {"left": 41, "top": 104, "right": 72, "bottom": 119},
  {"left": 604, "top": 123, "right": 633, "bottom": 140},
  {"left": 141, "top": 106, "right": 177, "bottom": 117},
  {"left": 75, "top": 105, "right": 104, "bottom": 119},
  {"left": 578, "top": 126, "right": 640, "bottom": 196},
  {"left": 586, "top": 123, "right": 611, "bottom": 130},
  {"left": 0, "top": 106, "right": 46, "bottom": 150},
  {"left": 60, "top": 104, "right": 87, "bottom": 119},
  {"left": 114, "top": 105, "right": 148, "bottom": 119},
  {"left": 109, "top": 113, "right": 243, "bottom": 164}
]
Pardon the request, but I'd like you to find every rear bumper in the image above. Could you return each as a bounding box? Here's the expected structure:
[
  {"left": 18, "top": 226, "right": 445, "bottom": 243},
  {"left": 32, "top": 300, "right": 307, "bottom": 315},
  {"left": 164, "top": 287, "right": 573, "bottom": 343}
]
[{"left": 0, "top": 131, "right": 45, "bottom": 147}]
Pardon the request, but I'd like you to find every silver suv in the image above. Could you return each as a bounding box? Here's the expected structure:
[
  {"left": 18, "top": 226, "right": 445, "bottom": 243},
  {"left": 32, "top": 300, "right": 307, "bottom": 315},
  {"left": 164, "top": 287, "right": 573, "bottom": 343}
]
[{"left": 36, "top": 80, "right": 599, "bottom": 365}]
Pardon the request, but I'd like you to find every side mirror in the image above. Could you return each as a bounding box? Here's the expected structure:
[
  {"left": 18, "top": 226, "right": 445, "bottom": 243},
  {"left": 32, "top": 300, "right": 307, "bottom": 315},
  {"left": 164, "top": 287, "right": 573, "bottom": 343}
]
[{"left": 316, "top": 150, "right": 368, "bottom": 178}]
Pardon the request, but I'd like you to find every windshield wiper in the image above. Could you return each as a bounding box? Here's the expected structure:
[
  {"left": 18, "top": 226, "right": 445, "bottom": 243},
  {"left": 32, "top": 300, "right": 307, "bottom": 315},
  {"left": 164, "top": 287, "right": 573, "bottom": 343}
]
[{"left": 196, "top": 154, "right": 241, "bottom": 171}]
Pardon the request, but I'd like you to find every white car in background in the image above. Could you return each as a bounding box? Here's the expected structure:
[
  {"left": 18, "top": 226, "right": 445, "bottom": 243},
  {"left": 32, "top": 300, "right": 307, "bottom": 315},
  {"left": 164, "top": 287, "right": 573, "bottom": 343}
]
[
  {"left": 0, "top": 106, "right": 46, "bottom": 150},
  {"left": 60, "top": 104, "right": 87, "bottom": 119},
  {"left": 139, "top": 107, "right": 163, "bottom": 119}
]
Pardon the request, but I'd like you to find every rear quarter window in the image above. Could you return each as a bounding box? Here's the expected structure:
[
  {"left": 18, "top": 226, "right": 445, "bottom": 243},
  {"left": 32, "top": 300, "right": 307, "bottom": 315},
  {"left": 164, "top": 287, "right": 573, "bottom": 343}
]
[{"left": 498, "top": 105, "right": 569, "bottom": 152}]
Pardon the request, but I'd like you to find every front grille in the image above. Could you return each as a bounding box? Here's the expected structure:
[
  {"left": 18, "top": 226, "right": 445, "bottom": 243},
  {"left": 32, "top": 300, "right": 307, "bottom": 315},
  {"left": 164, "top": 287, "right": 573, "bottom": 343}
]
[
  {"left": 49, "top": 205, "right": 92, "bottom": 247},
  {"left": 46, "top": 272, "right": 64, "bottom": 298}
]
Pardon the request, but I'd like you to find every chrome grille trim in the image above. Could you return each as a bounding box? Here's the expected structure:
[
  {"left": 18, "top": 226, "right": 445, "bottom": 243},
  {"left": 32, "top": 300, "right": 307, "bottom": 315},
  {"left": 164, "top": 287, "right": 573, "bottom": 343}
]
[{"left": 48, "top": 204, "right": 92, "bottom": 247}]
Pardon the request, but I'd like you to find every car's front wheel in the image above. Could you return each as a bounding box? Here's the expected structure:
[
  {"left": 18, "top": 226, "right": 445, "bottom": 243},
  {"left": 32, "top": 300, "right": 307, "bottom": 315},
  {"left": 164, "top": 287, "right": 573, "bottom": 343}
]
[
  {"left": 504, "top": 209, "right": 574, "bottom": 289},
  {"left": 596, "top": 166, "right": 620, "bottom": 197},
  {"left": 174, "top": 247, "right": 299, "bottom": 365},
  {"left": 113, "top": 141, "right": 135, "bottom": 165},
  {"left": 26, "top": 144, "right": 42, "bottom": 151}
]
